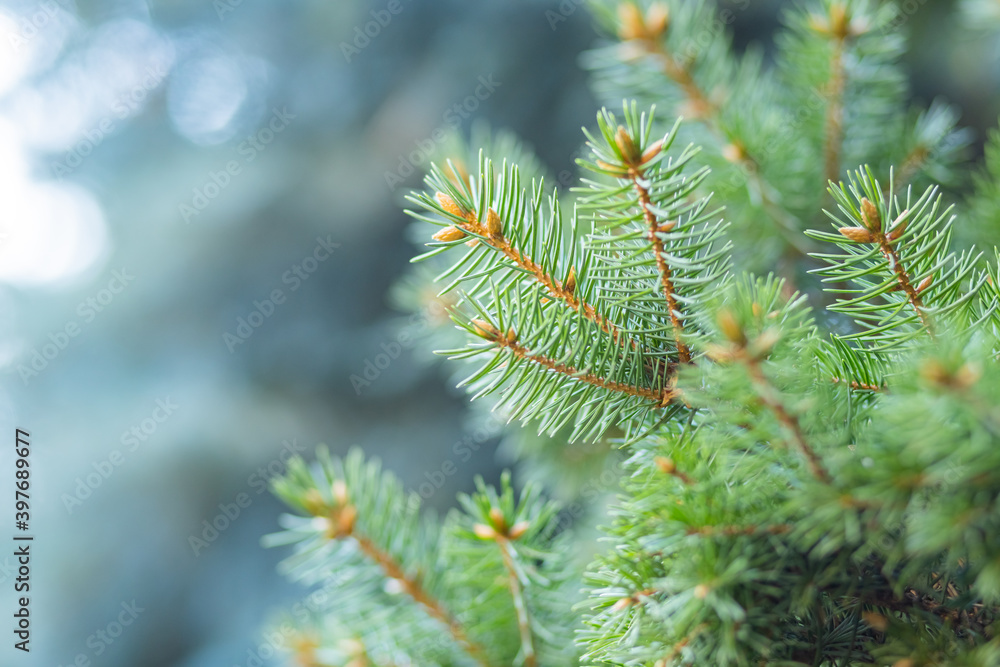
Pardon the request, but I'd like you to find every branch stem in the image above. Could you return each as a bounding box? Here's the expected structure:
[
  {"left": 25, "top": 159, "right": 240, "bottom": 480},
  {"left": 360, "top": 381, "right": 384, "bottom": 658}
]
[
  {"left": 873, "top": 230, "right": 935, "bottom": 337},
  {"left": 823, "top": 34, "right": 846, "bottom": 187},
  {"left": 629, "top": 168, "right": 692, "bottom": 363},
  {"left": 353, "top": 535, "right": 494, "bottom": 667},
  {"left": 456, "top": 213, "right": 628, "bottom": 348},
  {"left": 496, "top": 536, "right": 537, "bottom": 667},
  {"left": 495, "top": 336, "right": 673, "bottom": 406},
  {"left": 744, "top": 359, "right": 833, "bottom": 484}
]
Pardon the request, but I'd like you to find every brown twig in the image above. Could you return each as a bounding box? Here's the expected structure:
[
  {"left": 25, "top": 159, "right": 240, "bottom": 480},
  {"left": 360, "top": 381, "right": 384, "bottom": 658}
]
[
  {"left": 873, "top": 228, "right": 935, "bottom": 339},
  {"left": 831, "top": 377, "right": 883, "bottom": 392},
  {"left": 353, "top": 535, "right": 495, "bottom": 667},
  {"left": 623, "top": 28, "right": 811, "bottom": 255},
  {"left": 685, "top": 523, "right": 793, "bottom": 537},
  {"left": 490, "top": 332, "right": 673, "bottom": 406},
  {"left": 496, "top": 536, "right": 537, "bottom": 667},
  {"left": 444, "top": 202, "right": 629, "bottom": 349},
  {"left": 745, "top": 359, "right": 833, "bottom": 484},
  {"left": 629, "top": 168, "right": 692, "bottom": 363},
  {"left": 823, "top": 33, "right": 847, "bottom": 188}
]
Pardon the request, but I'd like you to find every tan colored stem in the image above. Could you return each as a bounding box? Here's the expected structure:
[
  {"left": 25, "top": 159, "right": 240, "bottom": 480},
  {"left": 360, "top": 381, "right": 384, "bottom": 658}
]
[
  {"left": 685, "top": 523, "right": 792, "bottom": 537},
  {"left": 873, "top": 230, "right": 935, "bottom": 336},
  {"left": 353, "top": 535, "right": 494, "bottom": 667},
  {"left": 744, "top": 360, "right": 833, "bottom": 484},
  {"left": 495, "top": 336, "right": 672, "bottom": 405},
  {"left": 496, "top": 537, "right": 536, "bottom": 667},
  {"left": 894, "top": 145, "right": 930, "bottom": 193},
  {"left": 823, "top": 35, "right": 846, "bottom": 187},
  {"left": 634, "top": 40, "right": 810, "bottom": 254},
  {"left": 629, "top": 168, "right": 692, "bottom": 364},
  {"left": 831, "top": 377, "right": 882, "bottom": 392},
  {"left": 456, "top": 214, "right": 626, "bottom": 347}
]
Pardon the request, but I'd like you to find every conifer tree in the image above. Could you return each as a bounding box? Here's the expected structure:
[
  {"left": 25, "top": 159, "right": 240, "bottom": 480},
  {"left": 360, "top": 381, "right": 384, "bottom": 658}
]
[{"left": 266, "top": 1, "right": 1000, "bottom": 664}]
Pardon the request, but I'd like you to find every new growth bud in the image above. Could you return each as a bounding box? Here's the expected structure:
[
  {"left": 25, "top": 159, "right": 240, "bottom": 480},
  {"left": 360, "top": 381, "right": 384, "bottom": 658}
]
[
  {"left": 838, "top": 227, "right": 874, "bottom": 243},
  {"left": 471, "top": 319, "right": 502, "bottom": 341},
  {"left": 716, "top": 308, "right": 745, "bottom": 345},
  {"left": 436, "top": 192, "right": 466, "bottom": 219},
  {"left": 564, "top": 266, "right": 577, "bottom": 294},
  {"left": 433, "top": 226, "right": 466, "bottom": 242},
  {"left": 486, "top": 208, "right": 503, "bottom": 238},
  {"left": 887, "top": 210, "right": 909, "bottom": 241},
  {"left": 615, "top": 125, "right": 641, "bottom": 164},
  {"left": 473, "top": 523, "right": 497, "bottom": 540},
  {"left": 860, "top": 198, "right": 882, "bottom": 233}
]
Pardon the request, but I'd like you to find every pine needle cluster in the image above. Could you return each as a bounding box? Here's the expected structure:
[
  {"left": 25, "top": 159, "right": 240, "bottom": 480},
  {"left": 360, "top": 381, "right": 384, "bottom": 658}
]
[{"left": 265, "top": 1, "right": 1000, "bottom": 664}]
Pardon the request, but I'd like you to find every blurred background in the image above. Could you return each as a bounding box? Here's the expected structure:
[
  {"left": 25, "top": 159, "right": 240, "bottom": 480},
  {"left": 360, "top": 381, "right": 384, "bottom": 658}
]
[{"left": 0, "top": 0, "right": 996, "bottom": 665}]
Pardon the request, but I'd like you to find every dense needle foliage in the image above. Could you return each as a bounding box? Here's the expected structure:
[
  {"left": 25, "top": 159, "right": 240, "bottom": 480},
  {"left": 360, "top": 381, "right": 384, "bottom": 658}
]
[{"left": 265, "top": 1, "right": 1000, "bottom": 664}]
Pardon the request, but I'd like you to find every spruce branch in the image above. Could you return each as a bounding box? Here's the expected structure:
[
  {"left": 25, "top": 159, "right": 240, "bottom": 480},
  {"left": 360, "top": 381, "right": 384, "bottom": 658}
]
[
  {"left": 433, "top": 196, "right": 628, "bottom": 349},
  {"left": 617, "top": 125, "right": 692, "bottom": 362},
  {"left": 348, "top": 534, "right": 492, "bottom": 667},
  {"left": 495, "top": 535, "right": 536, "bottom": 667},
  {"left": 815, "top": 3, "right": 852, "bottom": 188},
  {"left": 712, "top": 306, "right": 833, "bottom": 484},
  {"left": 581, "top": 105, "right": 730, "bottom": 363},
  {"left": 605, "top": 2, "right": 810, "bottom": 254},
  {"left": 308, "top": 482, "right": 494, "bottom": 667},
  {"left": 807, "top": 167, "right": 987, "bottom": 353},
  {"left": 468, "top": 319, "right": 672, "bottom": 405}
]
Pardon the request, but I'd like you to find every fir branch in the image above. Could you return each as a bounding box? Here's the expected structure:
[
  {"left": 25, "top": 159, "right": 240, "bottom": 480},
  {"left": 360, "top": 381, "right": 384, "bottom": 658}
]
[
  {"left": 349, "top": 533, "right": 493, "bottom": 667},
  {"left": 439, "top": 199, "right": 628, "bottom": 348},
  {"left": 744, "top": 354, "right": 832, "bottom": 485},
  {"left": 477, "top": 323, "right": 672, "bottom": 406},
  {"left": 582, "top": 106, "right": 731, "bottom": 366},
  {"left": 711, "top": 304, "right": 831, "bottom": 484},
  {"left": 656, "top": 622, "right": 707, "bottom": 666},
  {"left": 606, "top": 3, "right": 809, "bottom": 254},
  {"left": 495, "top": 535, "right": 537, "bottom": 667},
  {"left": 805, "top": 168, "right": 988, "bottom": 353},
  {"left": 621, "top": 133, "right": 692, "bottom": 363},
  {"left": 820, "top": 4, "right": 850, "bottom": 188},
  {"left": 867, "top": 204, "right": 935, "bottom": 337}
]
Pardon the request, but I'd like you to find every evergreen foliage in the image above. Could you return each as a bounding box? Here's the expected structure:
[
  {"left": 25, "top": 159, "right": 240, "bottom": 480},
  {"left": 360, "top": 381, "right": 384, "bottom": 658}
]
[{"left": 266, "top": 1, "right": 1000, "bottom": 664}]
